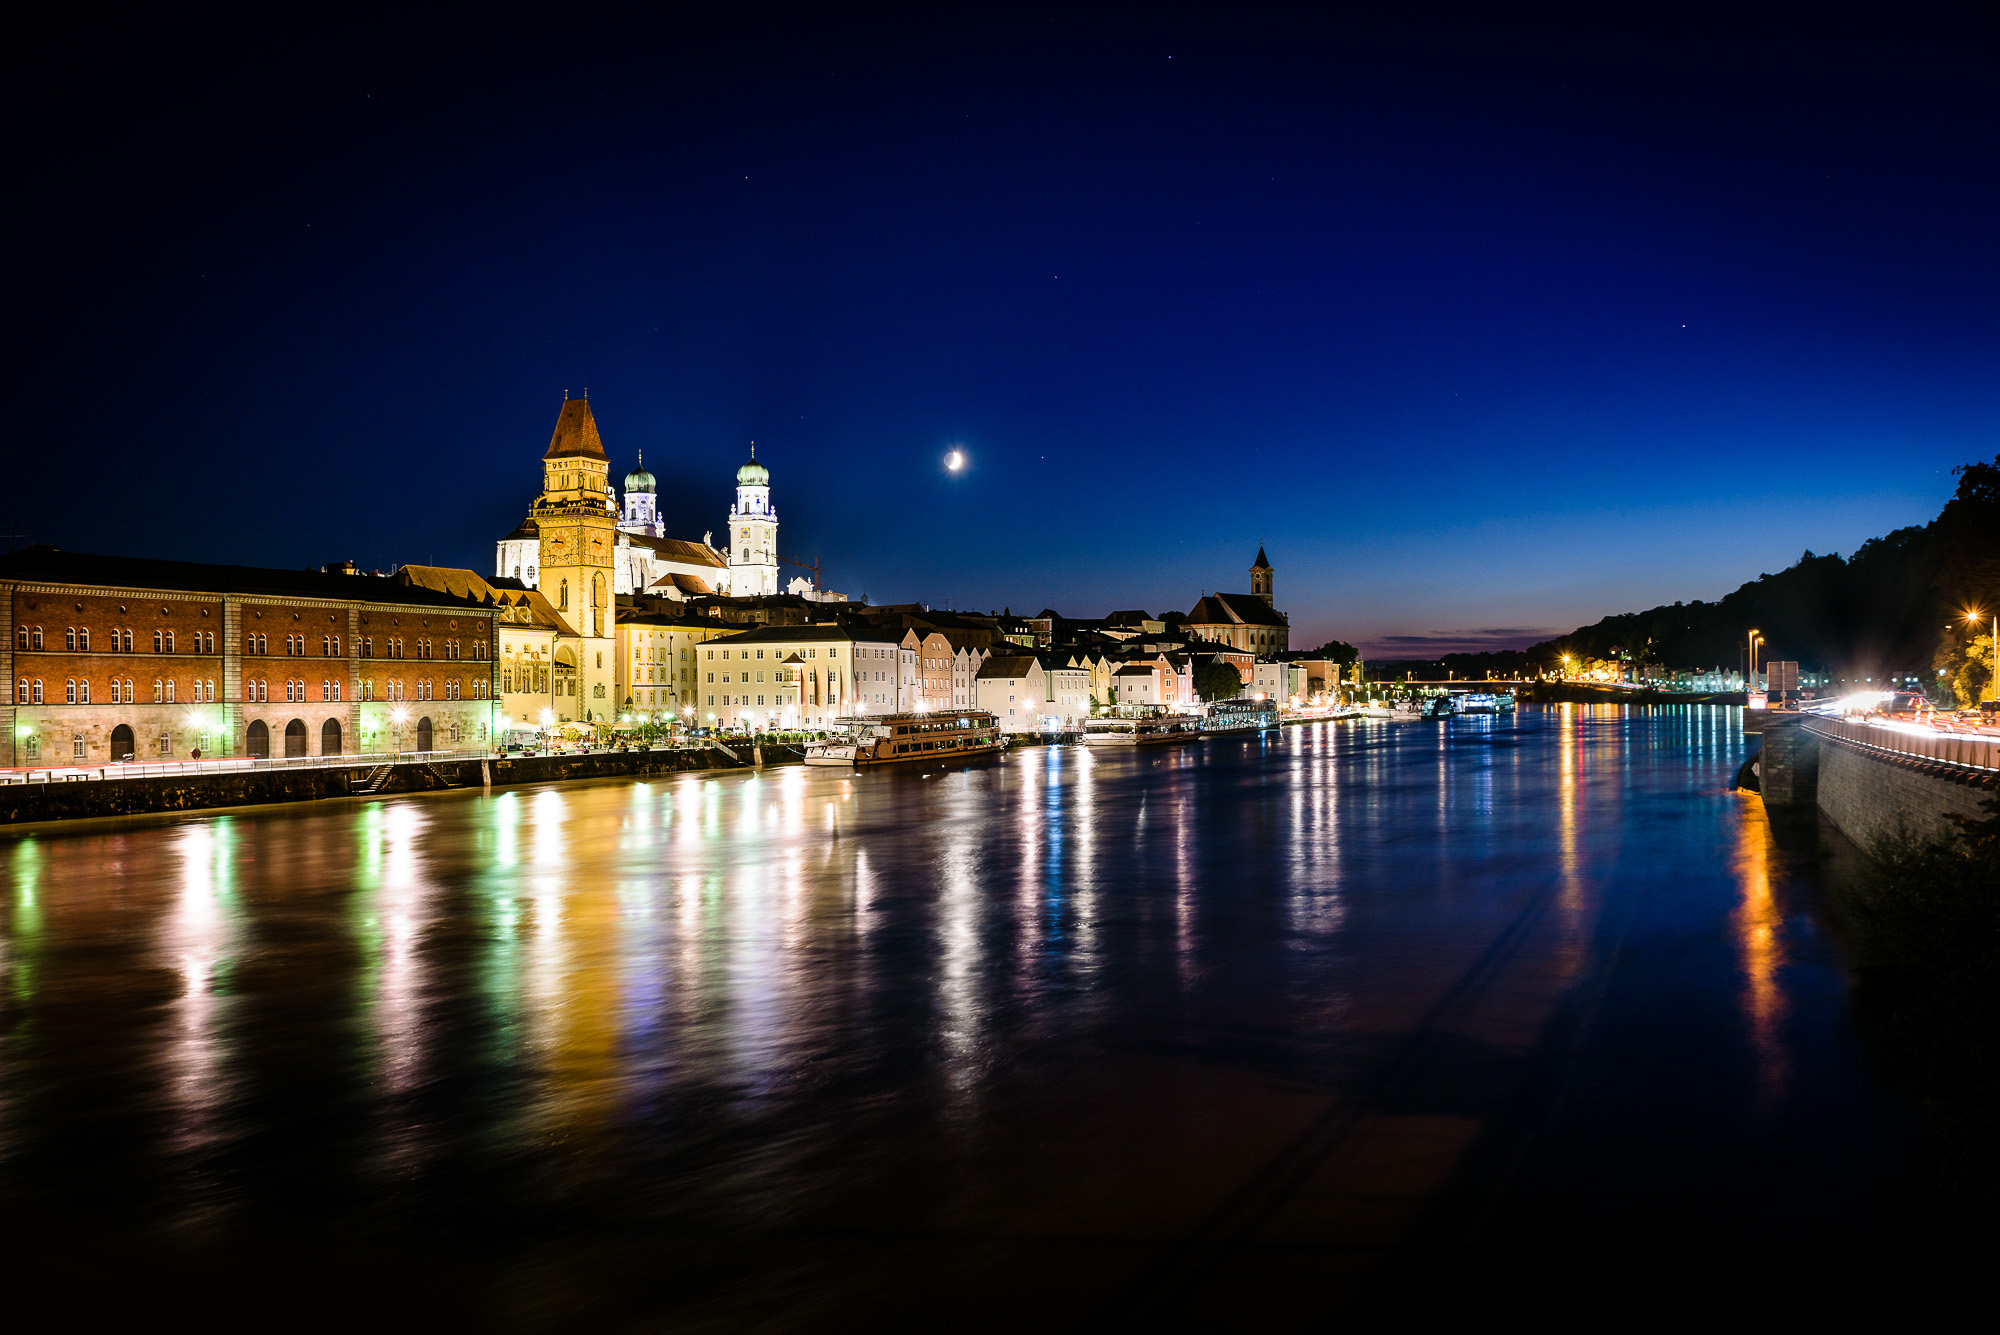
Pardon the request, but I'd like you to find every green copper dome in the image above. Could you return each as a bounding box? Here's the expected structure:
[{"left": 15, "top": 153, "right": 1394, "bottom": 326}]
[
  {"left": 624, "top": 450, "right": 656, "bottom": 494},
  {"left": 736, "top": 447, "right": 768, "bottom": 486}
]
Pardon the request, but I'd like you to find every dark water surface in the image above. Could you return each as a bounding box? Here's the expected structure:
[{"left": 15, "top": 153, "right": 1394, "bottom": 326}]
[{"left": 0, "top": 708, "right": 1922, "bottom": 1323}]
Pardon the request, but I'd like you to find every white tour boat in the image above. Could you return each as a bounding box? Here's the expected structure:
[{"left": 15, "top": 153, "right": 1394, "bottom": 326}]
[{"left": 1203, "top": 697, "right": 1280, "bottom": 734}]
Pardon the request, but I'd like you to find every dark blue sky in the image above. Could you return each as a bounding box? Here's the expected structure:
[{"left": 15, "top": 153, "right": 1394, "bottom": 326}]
[{"left": 17, "top": 4, "right": 1998, "bottom": 654}]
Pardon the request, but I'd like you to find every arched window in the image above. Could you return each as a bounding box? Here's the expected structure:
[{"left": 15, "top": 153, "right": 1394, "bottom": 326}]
[
  {"left": 152, "top": 679, "right": 163, "bottom": 702},
  {"left": 31, "top": 627, "right": 42, "bottom": 650},
  {"left": 77, "top": 680, "right": 90, "bottom": 704},
  {"left": 559, "top": 579, "right": 569, "bottom": 609},
  {"left": 16, "top": 679, "right": 26, "bottom": 703},
  {"left": 72, "top": 733, "right": 84, "bottom": 759},
  {"left": 164, "top": 680, "right": 175, "bottom": 703}
]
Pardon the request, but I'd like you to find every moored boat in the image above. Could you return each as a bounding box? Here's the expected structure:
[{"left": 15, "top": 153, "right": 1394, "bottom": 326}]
[
  {"left": 805, "top": 711, "right": 1004, "bottom": 767},
  {"left": 1203, "top": 697, "right": 1279, "bottom": 733},
  {"left": 1084, "top": 707, "right": 1204, "bottom": 746}
]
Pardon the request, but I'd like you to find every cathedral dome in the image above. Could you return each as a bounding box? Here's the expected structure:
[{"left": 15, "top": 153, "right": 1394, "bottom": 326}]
[
  {"left": 624, "top": 450, "right": 656, "bottom": 494},
  {"left": 736, "top": 453, "right": 769, "bottom": 486}
]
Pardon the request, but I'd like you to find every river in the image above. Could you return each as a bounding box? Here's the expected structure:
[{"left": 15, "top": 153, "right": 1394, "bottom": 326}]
[{"left": 0, "top": 706, "right": 1920, "bottom": 1324}]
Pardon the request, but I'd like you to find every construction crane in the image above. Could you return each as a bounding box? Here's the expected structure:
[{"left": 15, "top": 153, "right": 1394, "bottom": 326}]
[{"left": 780, "top": 553, "right": 822, "bottom": 593}]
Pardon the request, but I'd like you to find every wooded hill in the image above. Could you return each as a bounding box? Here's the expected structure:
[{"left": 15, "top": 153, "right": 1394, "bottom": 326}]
[{"left": 1423, "top": 457, "right": 1999, "bottom": 685}]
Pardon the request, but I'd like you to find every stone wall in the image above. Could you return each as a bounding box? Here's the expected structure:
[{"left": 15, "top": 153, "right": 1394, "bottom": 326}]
[
  {"left": 1756, "top": 715, "right": 1820, "bottom": 807},
  {"left": 0, "top": 745, "right": 799, "bottom": 826},
  {"left": 1813, "top": 734, "right": 1995, "bottom": 847}
]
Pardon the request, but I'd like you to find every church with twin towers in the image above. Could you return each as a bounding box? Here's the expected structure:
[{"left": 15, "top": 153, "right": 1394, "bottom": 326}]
[{"left": 494, "top": 394, "right": 798, "bottom": 609}]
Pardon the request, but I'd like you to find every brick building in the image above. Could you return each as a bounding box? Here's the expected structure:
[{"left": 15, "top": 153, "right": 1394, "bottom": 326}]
[{"left": 2, "top": 548, "right": 501, "bottom": 766}]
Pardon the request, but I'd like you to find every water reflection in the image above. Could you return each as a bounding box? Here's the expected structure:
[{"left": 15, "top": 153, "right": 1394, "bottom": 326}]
[
  {"left": 1731, "top": 794, "right": 1790, "bottom": 1107},
  {"left": 166, "top": 821, "right": 238, "bottom": 1155},
  {"left": 0, "top": 707, "right": 1894, "bottom": 1320}
]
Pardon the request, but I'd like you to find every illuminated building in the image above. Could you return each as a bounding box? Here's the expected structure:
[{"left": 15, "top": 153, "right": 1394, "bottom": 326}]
[
  {"left": 1, "top": 548, "right": 499, "bottom": 765},
  {"left": 698, "top": 624, "right": 907, "bottom": 731},
  {"left": 1183, "top": 546, "right": 1291, "bottom": 659},
  {"left": 616, "top": 610, "right": 735, "bottom": 718}
]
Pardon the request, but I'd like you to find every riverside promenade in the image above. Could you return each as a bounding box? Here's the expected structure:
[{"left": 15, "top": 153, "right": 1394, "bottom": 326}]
[{"left": 0, "top": 742, "right": 805, "bottom": 825}]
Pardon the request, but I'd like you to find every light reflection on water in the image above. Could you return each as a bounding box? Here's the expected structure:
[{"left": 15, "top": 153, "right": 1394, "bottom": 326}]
[{"left": 0, "top": 706, "right": 1904, "bottom": 1320}]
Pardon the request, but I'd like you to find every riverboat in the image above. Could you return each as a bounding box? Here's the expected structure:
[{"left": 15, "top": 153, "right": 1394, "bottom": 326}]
[
  {"left": 804, "top": 711, "right": 1004, "bottom": 767},
  {"left": 1203, "top": 697, "right": 1280, "bottom": 734},
  {"left": 1083, "top": 709, "right": 1205, "bottom": 746},
  {"left": 1455, "top": 691, "right": 1517, "bottom": 715}
]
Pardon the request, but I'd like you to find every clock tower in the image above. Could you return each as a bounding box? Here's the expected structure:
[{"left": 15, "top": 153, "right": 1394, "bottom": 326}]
[
  {"left": 726, "top": 446, "right": 780, "bottom": 598},
  {"left": 533, "top": 394, "right": 618, "bottom": 720}
]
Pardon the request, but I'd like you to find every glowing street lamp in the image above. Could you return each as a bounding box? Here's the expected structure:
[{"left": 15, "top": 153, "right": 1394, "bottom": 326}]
[{"left": 1966, "top": 609, "right": 1997, "bottom": 704}]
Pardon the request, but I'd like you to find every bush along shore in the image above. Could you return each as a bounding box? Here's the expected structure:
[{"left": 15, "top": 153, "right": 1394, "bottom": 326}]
[{"left": 1834, "top": 792, "right": 2000, "bottom": 1207}]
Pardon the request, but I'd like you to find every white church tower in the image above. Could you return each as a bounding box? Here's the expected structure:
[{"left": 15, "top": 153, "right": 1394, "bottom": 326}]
[
  {"left": 619, "top": 450, "right": 660, "bottom": 537},
  {"left": 726, "top": 446, "right": 780, "bottom": 597}
]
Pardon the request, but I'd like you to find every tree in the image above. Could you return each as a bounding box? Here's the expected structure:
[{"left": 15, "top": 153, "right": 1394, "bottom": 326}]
[{"left": 1196, "top": 660, "right": 1243, "bottom": 701}]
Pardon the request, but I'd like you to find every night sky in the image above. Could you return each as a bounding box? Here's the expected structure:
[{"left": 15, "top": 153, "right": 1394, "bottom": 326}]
[{"left": 17, "top": 5, "right": 1998, "bottom": 654}]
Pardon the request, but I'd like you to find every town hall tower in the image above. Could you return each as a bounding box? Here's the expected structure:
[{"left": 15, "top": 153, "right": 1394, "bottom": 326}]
[{"left": 531, "top": 395, "right": 617, "bottom": 717}]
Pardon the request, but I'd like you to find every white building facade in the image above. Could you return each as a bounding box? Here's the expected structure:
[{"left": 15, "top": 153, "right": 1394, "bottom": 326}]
[{"left": 699, "top": 625, "right": 907, "bottom": 731}]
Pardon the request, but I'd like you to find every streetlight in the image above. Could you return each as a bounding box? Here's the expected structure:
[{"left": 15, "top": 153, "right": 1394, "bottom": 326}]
[
  {"left": 1746, "top": 629, "right": 1763, "bottom": 692},
  {"left": 1966, "top": 609, "right": 1997, "bottom": 704}
]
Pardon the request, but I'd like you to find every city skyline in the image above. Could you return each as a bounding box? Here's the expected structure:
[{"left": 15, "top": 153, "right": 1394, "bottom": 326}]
[{"left": 15, "top": 6, "right": 1998, "bottom": 656}]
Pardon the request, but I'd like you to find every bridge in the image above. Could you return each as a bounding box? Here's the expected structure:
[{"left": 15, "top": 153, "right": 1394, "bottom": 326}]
[{"left": 1760, "top": 714, "right": 1998, "bottom": 845}]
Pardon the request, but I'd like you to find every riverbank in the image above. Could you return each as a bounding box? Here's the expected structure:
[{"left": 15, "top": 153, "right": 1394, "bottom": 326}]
[
  {"left": 1828, "top": 794, "right": 2000, "bottom": 1208},
  {"left": 0, "top": 744, "right": 808, "bottom": 826}
]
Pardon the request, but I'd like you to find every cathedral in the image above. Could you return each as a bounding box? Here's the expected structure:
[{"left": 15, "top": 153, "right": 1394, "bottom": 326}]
[{"left": 494, "top": 395, "right": 782, "bottom": 604}]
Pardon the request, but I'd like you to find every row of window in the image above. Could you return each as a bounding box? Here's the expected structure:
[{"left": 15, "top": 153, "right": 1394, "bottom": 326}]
[
  {"left": 16, "top": 676, "right": 488, "bottom": 704},
  {"left": 705, "top": 645, "right": 885, "bottom": 660},
  {"left": 17, "top": 627, "right": 220, "bottom": 653},
  {"left": 709, "top": 695, "right": 770, "bottom": 707},
  {"left": 15, "top": 627, "right": 488, "bottom": 659},
  {"left": 19, "top": 678, "right": 218, "bottom": 704}
]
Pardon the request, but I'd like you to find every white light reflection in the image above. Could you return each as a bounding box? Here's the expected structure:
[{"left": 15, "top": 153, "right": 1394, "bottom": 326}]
[
  {"left": 373, "top": 804, "right": 430, "bottom": 1098},
  {"left": 935, "top": 778, "right": 985, "bottom": 1104},
  {"left": 165, "top": 821, "right": 239, "bottom": 1155}
]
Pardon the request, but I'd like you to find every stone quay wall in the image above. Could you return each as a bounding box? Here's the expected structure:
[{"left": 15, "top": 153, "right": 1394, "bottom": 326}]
[
  {"left": 1760, "top": 714, "right": 1996, "bottom": 847},
  {"left": 0, "top": 744, "right": 809, "bottom": 827}
]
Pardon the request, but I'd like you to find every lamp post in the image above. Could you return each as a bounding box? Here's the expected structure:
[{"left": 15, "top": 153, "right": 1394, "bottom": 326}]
[
  {"left": 1967, "top": 610, "right": 1997, "bottom": 704},
  {"left": 1746, "top": 629, "right": 1763, "bottom": 693}
]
